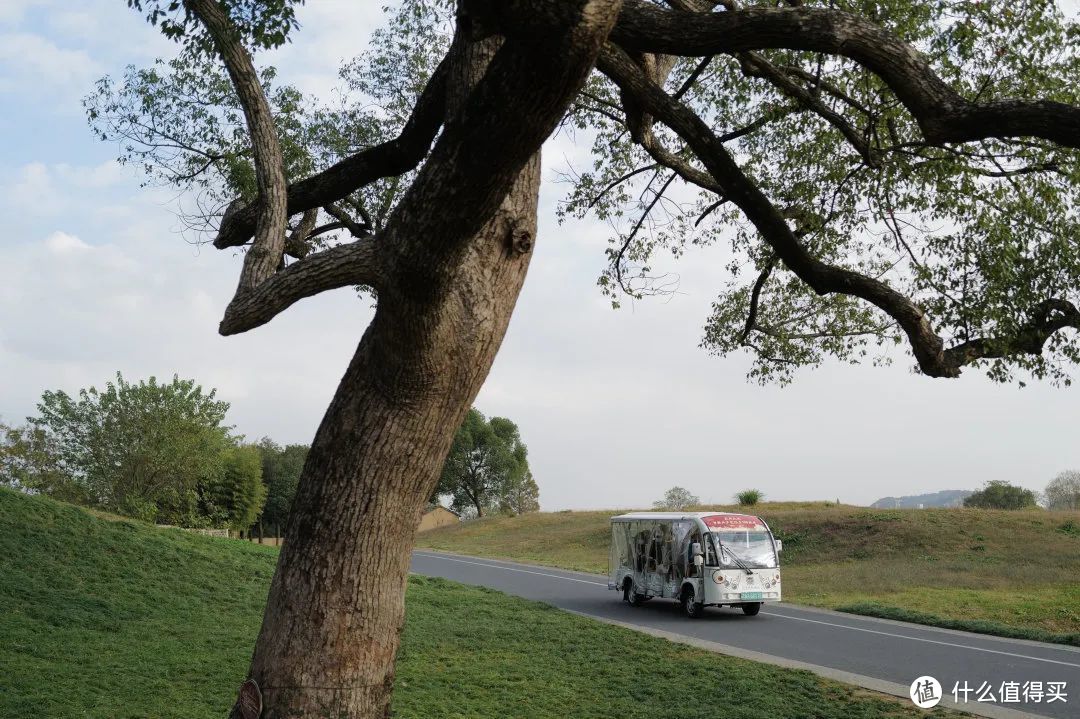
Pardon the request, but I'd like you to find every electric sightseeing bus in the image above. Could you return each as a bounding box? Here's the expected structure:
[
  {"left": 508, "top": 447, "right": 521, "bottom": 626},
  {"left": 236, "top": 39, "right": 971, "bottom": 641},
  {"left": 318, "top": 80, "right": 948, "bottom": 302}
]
[{"left": 608, "top": 512, "right": 782, "bottom": 618}]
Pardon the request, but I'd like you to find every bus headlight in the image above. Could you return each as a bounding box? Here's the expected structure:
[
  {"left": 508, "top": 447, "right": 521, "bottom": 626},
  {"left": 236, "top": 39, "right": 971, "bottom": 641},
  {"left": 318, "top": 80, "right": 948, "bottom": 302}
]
[{"left": 713, "top": 572, "right": 723, "bottom": 584}]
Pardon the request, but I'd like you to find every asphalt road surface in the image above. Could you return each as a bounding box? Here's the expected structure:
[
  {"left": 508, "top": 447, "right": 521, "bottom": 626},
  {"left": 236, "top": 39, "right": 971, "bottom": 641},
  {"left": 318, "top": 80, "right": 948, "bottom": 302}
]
[{"left": 411, "top": 551, "right": 1080, "bottom": 719}]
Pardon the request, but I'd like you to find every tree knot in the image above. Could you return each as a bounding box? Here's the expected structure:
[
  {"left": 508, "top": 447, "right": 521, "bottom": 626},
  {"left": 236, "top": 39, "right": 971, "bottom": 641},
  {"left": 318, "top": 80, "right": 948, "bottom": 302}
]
[{"left": 508, "top": 228, "right": 534, "bottom": 256}]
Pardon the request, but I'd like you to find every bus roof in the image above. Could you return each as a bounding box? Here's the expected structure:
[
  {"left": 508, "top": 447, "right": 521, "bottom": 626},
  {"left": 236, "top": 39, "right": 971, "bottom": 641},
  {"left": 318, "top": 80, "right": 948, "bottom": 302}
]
[{"left": 611, "top": 511, "right": 766, "bottom": 529}]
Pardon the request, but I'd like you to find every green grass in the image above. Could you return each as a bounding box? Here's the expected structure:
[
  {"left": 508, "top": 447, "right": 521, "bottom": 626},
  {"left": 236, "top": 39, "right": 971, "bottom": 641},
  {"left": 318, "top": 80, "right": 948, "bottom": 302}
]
[
  {"left": 832, "top": 602, "right": 1080, "bottom": 646},
  {"left": 0, "top": 488, "right": 952, "bottom": 718},
  {"left": 416, "top": 502, "right": 1080, "bottom": 642}
]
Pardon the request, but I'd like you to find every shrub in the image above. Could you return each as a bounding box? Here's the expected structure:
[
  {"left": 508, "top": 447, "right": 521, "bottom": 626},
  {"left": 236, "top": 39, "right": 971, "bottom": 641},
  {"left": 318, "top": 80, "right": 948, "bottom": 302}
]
[{"left": 736, "top": 489, "right": 763, "bottom": 506}]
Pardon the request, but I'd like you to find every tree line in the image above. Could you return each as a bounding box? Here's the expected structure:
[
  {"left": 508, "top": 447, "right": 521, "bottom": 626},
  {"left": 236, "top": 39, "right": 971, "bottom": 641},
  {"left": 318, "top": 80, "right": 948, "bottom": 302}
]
[{"left": 1, "top": 373, "right": 538, "bottom": 532}]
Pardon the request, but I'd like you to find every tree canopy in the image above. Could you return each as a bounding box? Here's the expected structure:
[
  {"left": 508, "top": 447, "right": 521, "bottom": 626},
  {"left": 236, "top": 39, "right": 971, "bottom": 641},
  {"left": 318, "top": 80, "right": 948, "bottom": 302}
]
[
  {"left": 2, "top": 373, "right": 272, "bottom": 531},
  {"left": 1044, "top": 470, "right": 1080, "bottom": 510},
  {"left": 654, "top": 486, "right": 700, "bottom": 510},
  {"left": 27, "top": 373, "right": 232, "bottom": 523},
  {"left": 90, "top": 0, "right": 1080, "bottom": 388},
  {"left": 256, "top": 438, "right": 309, "bottom": 531},
  {"left": 436, "top": 409, "right": 537, "bottom": 517}
]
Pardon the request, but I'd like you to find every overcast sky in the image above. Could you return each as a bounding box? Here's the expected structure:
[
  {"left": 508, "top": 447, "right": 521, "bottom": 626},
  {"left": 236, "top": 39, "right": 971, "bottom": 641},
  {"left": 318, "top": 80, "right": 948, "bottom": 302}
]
[{"left": 2, "top": 1, "right": 1077, "bottom": 509}]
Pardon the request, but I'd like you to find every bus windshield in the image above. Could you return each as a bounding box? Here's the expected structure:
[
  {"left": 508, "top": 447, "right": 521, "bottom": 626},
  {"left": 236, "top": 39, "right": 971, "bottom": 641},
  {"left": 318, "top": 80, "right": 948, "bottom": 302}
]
[{"left": 712, "top": 530, "right": 777, "bottom": 569}]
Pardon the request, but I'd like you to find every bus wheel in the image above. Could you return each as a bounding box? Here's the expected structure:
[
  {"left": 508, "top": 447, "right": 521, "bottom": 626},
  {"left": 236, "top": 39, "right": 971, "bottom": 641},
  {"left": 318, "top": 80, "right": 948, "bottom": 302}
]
[
  {"left": 742, "top": 602, "right": 762, "bottom": 616},
  {"left": 681, "top": 586, "right": 704, "bottom": 619},
  {"left": 623, "top": 579, "right": 644, "bottom": 607}
]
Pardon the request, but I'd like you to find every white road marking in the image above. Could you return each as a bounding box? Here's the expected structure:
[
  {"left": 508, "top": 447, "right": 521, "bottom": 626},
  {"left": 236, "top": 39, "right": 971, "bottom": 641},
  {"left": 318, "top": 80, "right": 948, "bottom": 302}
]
[
  {"left": 413, "top": 552, "right": 608, "bottom": 586},
  {"left": 415, "top": 551, "right": 1080, "bottom": 670},
  {"left": 763, "top": 612, "right": 1080, "bottom": 669}
]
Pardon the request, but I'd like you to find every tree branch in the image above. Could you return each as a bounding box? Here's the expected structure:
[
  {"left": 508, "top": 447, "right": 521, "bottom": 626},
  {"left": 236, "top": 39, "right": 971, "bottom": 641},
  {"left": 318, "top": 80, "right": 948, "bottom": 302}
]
[
  {"left": 219, "top": 239, "right": 385, "bottom": 336},
  {"left": 611, "top": 0, "right": 1080, "bottom": 148},
  {"left": 942, "top": 299, "right": 1080, "bottom": 373},
  {"left": 598, "top": 42, "right": 1078, "bottom": 378},
  {"left": 323, "top": 204, "right": 370, "bottom": 238},
  {"left": 739, "top": 254, "right": 777, "bottom": 344},
  {"left": 212, "top": 52, "right": 452, "bottom": 249},
  {"left": 186, "top": 0, "right": 288, "bottom": 291}
]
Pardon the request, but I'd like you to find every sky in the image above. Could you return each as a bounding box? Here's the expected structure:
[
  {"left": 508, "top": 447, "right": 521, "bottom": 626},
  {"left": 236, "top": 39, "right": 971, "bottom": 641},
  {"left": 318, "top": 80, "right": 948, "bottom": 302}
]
[{"left": 1, "top": 0, "right": 1078, "bottom": 509}]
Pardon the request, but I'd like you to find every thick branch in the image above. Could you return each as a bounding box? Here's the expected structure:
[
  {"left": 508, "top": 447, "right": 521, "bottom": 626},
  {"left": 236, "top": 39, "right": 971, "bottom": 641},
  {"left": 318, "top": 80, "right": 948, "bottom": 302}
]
[
  {"left": 219, "top": 239, "right": 384, "bottom": 336},
  {"left": 186, "top": 0, "right": 288, "bottom": 291},
  {"left": 611, "top": 0, "right": 1080, "bottom": 148},
  {"left": 942, "top": 300, "right": 1080, "bottom": 373},
  {"left": 213, "top": 53, "right": 451, "bottom": 249}
]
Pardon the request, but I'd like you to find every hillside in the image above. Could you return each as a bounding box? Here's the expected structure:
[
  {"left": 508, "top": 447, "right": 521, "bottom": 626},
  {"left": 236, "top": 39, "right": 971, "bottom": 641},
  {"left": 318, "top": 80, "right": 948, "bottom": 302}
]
[
  {"left": 870, "top": 490, "right": 971, "bottom": 509},
  {"left": 0, "top": 489, "right": 942, "bottom": 718},
  {"left": 416, "top": 502, "right": 1080, "bottom": 641}
]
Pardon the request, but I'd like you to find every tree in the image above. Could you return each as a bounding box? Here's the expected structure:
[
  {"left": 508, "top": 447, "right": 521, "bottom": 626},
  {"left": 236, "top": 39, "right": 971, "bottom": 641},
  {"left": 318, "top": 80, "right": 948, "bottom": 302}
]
[
  {"left": 1045, "top": 471, "right": 1080, "bottom": 510},
  {"left": 98, "top": 1, "right": 1080, "bottom": 715},
  {"left": 211, "top": 444, "right": 268, "bottom": 532},
  {"left": 0, "top": 421, "right": 81, "bottom": 502},
  {"left": 499, "top": 470, "right": 541, "bottom": 515},
  {"left": 654, "top": 486, "right": 700, "bottom": 510},
  {"left": 30, "top": 373, "right": 232, "bottom": 523},
  {"left": 436, "top": 409, "right": 534, "bottom": 517},
  {"left": 963, "top": 480, "right": 1039, "bottom": 510},
  {"left": 256, "top": 438, "right": 308, "bottom": 535}
]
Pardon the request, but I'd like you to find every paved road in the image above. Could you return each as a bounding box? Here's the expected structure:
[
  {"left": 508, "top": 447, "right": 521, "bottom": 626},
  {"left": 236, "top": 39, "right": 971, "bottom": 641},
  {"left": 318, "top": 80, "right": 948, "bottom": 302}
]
[{"left": 411, "top": 551, "right": 1080, "bottom": 719}]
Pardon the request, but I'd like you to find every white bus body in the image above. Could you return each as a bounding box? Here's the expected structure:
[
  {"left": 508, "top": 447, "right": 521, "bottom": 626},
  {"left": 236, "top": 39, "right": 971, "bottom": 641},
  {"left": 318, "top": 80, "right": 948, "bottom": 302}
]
[{"left": 608, "top": 512, "right": 782, "bottom": 618}]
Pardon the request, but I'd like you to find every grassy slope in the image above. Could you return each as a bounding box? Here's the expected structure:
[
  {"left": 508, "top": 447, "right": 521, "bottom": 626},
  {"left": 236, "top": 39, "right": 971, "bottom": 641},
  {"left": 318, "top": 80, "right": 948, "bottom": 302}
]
[
  {"left": 0, "top": 489, "right": 947, "bottom": 718},
  {"left": 415, "top": 502, "right": 1080, "bottom": 641}
]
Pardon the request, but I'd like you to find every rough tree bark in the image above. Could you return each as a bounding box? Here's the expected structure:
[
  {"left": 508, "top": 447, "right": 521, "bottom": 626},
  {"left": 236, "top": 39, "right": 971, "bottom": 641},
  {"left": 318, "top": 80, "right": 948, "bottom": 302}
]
[
  {"left": 201, "top": 3, "right": 624, "bottom": 718},
  {"left": 244, "top": 152, "right": 540, "bottom": 717}
]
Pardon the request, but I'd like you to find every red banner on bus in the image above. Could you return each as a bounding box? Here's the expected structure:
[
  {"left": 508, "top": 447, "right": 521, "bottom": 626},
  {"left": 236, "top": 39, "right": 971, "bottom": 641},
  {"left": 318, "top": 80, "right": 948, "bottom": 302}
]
[{"left": 702, "top": 514, "right": 765, "bottom": 530}]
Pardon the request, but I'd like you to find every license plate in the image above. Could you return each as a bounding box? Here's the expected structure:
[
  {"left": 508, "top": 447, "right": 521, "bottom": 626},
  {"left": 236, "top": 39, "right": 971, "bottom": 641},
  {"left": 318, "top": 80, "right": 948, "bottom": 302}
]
[{"left": 741, "top": 592, "right": 763, "bottom": 600}]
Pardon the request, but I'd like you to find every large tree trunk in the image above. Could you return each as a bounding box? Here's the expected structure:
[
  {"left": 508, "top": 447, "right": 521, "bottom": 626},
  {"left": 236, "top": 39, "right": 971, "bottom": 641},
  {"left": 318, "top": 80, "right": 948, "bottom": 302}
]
[{"left": 240, "top": 39, "right": 540, "bottom": 718}]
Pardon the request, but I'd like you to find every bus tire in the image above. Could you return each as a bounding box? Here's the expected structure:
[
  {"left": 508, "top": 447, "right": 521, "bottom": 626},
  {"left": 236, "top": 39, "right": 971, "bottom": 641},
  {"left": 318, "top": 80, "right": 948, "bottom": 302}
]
[
  {"left": 623, "top": 579, "right": 644, "bottom": 607},
  {"left": 741, "top": 602, "right": 761, "bottom": 616},
  {"left": 681, "top": 586, "right": 704, "bottom": 619}
]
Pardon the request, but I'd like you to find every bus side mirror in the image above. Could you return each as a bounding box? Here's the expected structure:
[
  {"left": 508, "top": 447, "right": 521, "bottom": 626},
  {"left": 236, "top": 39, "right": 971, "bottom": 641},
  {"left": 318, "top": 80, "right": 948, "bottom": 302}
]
[
  {"left": 694, "top": 554, "right": 704, "bottom": 568},
  {"left": 691, "top": 542, "right": 702, "bottom": 556},
  {"left": 775, "top": 539, "right": 783, "bottom": 553}
]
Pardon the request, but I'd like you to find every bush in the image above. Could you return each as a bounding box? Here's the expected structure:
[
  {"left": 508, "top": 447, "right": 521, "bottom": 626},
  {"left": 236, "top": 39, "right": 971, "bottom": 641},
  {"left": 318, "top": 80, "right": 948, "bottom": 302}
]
[
  {"left": 736, "top": 489, "right": 763, "bottom": 506},
  {"left": 963, "top": 481, "right": 1037, "bottom": 510}
]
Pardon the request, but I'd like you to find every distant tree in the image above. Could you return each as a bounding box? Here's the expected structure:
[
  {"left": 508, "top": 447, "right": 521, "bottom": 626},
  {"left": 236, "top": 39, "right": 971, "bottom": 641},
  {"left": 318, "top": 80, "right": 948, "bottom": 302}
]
[
  {"left": 436, "top": 409, "right": 532, "bottom": 518},
  {"left": 654, "top": 486, "right": 699, "bottom": 511},
  {"left": 736, "top": 489, "right": 764, "bottom": 506},
  {"left": 1045, "top": 471, "right": 1080, "bottom": 511},
  {"left": 210, "top": 445, "right": 267, "bottom": 532},
  {"left": 0, "top": 421, "right": 82, "bottom": 501},
  {"left": 964, "top": 481, "right": 1038, "bottom": 510},
  {"left": 499, "top": 470, "right": 540, "bottom": 516},
  {"left": 256, "top": 438, "right": 308, "bottom": 534},
  {"left": 30, "top": 373, "right": 232, "bottom": 523}
]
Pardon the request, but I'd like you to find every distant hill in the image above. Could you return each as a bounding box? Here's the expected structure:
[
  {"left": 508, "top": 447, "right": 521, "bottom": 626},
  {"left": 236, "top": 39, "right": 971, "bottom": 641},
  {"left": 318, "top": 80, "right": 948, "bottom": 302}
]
[{"left": 870, "top": 490, "right": 972, "bottom": 509}]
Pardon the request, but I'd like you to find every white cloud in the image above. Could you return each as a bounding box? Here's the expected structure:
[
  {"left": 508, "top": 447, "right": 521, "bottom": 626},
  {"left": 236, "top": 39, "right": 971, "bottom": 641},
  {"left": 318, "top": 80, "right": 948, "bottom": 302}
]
[
  {"left": 43, "top": 230, "right": 89, "bottom": 254},
  {"left": 0, "top": 32, "right": 103, "bottom": 104}
]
